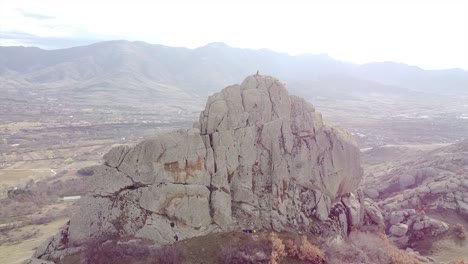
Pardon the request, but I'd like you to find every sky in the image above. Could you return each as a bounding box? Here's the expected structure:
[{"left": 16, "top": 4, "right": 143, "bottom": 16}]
[{"left": 1, "top": 0, "right": 468, "bottom": 70}]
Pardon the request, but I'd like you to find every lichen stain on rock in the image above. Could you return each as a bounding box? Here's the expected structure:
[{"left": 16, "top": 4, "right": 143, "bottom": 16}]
[
  {"left": 163, "top": 156, "right": 205, "bottom": 181},
  {"left": 164, "top": 161, "right": 179, "bottom": 172},
  {"left": 186, "top": 156, "right": 205, "bottom": 177}
]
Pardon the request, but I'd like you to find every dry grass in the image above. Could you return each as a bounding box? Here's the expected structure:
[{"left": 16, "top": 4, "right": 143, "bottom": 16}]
[
  {"left": 0, "top": 169, "right": 54, "bottom": 199},
  {"left": 325, "top": 231, "right": 421, "bottom": 264},
  {"left": 83, "top": 235, "right": 185, "bottom": 264},
  {"left": 270, "top": 233, "right": 286, "bottom": 264},
  {"left": 0, "top": 169, "right": 83, "bottom": 264},
  {"left": 216, "top": 232, "right": 325, "bottom": 264},
  {"left": 218, "top": 236, "right": 271, "bottom": 263},
  {"left": 18, "top": 229, "right": 438, "bottom": 264},
  {"left": 297, "top": 236, "right": 324, "bottom": 263},
  {"left": 428, "top": 235, "right": 468, "bottom": 262},
  {"left": 0, "top": 218, "right": 69, "bottom": 264}
]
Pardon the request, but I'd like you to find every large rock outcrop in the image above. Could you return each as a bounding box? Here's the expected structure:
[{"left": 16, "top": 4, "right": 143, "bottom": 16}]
[
  {"left": 361, "top": 140, "right": 468, "bottom": 251},
  {"left": 30, "top": 75, "right": 364, "bottom": 262}
]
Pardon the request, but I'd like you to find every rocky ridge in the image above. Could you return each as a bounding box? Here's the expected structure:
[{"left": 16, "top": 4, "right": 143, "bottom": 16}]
[
  {"left": 362, "top": 140, "right": 468, "bottom": 251},
  {"left": 28, "top": 75, "right": 380, "bottom": 263}
]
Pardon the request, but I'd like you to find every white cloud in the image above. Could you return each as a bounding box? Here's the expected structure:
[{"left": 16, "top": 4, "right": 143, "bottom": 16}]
[{"left": 1, "top": 0, "right": 467, "bottom": 70}]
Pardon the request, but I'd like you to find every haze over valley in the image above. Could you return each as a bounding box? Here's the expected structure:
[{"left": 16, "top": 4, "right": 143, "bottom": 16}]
[
  {"left": 2, "top": 41, "right": 467, "bottom": 169},
  {"left": 1, "top": 1, "right": 468, "bottom": 263},
  {"left": 0, "top": 40, "right": 467, "bottom": 263}
]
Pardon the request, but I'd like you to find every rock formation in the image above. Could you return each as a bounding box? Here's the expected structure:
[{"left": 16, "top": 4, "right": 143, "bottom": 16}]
[
  {"left": 29, "top": 75, "right": 370, "bottom": 263},
  {"left": 361, "top": 140, "right": 468, "bottom": 250}
]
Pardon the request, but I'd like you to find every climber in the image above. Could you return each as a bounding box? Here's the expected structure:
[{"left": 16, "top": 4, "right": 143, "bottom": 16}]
[{"left": 242, "top": 229, "right": 257, "bottom": 234}]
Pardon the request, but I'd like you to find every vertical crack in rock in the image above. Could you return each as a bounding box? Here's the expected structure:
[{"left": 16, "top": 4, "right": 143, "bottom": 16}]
[
  {"left": 266, "top": 81, "right": 279, "bottom": 119},
  {"left": 208, "top": 133, "right": 217, "bottom": 173}
]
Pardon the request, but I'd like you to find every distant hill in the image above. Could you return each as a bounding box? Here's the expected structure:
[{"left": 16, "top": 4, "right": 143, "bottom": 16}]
[
  {"left": 1, "top": 40, "right": 467, "bottom": 102},
  {"left": 354, "top": 61, "right": 468, "bottom": 94}
]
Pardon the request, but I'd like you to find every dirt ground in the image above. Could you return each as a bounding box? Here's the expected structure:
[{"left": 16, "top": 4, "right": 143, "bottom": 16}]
[
  {"left": 0, "top": 157, "right": 91, "bottom": 263},
  {"left": 0, "top": 218, "right": 69, "bottom": 264},
  {"left": 430, "top": 238, "right": 468, "bottom": 262}
]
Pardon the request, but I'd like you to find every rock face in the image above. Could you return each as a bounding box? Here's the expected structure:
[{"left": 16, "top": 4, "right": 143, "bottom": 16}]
[
  {"left": 362, "top": 140, "right": 468, "bottom": 217},
  {"left": 197, "top": 76, "right": 362, "bottom": 230},
  {"left": 30, "top": 75, "right": 364, "bottom": 262},
  {"left": 361, "top": 140, "right": 468, "bottom": 249}
]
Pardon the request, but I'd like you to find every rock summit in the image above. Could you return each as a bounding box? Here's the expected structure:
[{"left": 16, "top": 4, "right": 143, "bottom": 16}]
[{"left": 31, "top": 75, "right": 370, "bottom": 262}]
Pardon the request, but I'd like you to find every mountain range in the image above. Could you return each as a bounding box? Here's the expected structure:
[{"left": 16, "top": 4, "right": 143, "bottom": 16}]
[
  {"left": 1, "top": 40, "right": 467, "bottom": 104},
  {"left": 1, "top": 40, "right": 467, "bottom": 149}
]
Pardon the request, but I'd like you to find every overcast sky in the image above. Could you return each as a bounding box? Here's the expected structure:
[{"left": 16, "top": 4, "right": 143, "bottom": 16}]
[{"left": 1, "top": 0, "right": 467, "bottom": 70}]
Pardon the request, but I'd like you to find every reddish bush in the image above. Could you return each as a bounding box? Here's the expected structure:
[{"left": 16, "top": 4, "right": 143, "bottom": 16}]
[
  {"left": 347, "top": 231, "right": 421, "bottom": 264},
  {"left": 297, "top": 236, "right": 324, "bottom": 263},
  {"left": 412, "top": 230, "right": 426, "bottom": 241},
  {"left": 284, "top": 239, "right": 299, "bottom": 257},
  {"left": 282, "top": 236, "right": 324, "bottom": 263},
  {"left": 270, "top": 233, "right": 286, "bottom": 264},
  {"left": 453, "top": 224, "right": 467, "bottom": 240}
]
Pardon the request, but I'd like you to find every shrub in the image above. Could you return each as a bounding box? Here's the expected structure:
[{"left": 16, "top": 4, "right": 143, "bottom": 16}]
[
  {"left": 345, "top": 231, "right": 421, "bottom": 264},
  {"left": 412, "top": 230, "right": 426, "bottom": 241},
  {"left": 78, "top": 167, "right": 95, "bottom": 176},
  {"left": 297, "top": 236, "right": 324, "bottom": 263},
  {"left": 284, "top": 239, "right": 299, "bottom": 257},
  {"left": 324, "top": 240, "right": 369, "bottom": 264},
  {"left": 453, "top": 224, "right": 467, "bottom": 240},
  {"left": 270, "top": 233, "right": 286, "bottom": 264},
  {"left": 282, "top": 236, "right": 324, "bottom": 263},
  {"left": 7, "top": 189, "right": 33, "bottom": 200},
  {"left": 0, "top": 199, "right": 39, "bottom": 218},
  {"left": 218, "top": 238, "right": 271, "bottom": 264}
]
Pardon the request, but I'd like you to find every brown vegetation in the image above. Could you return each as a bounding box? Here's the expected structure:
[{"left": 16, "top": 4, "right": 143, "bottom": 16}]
[
  {"left": 270, "top": 233, "right": 286, "bottom": 264},
  {"left": 325, "top": 231, "right": 421, "bottom": 264},
  {"left": 0, "top": 176, "right": 88, "bottom": 219},
  {"left": 217, "top": 232, "right": 325, "bottom": 264},
  {"left": 284, "top": 239, "right": 299, "bottom": 257},
  {"left": 295, "top": 236, "right": 324, "bottom": 263},
  {"left": 218, "top": 238, "right": 271, "bottom": 263},
  {"left": 83, "top": 236, "right": 185, "bottom": 264},
  {"left": 453, "top": 224, "right": 467, "bottom": 240},
  {"left": 41, "top": 230, "right": 433, "bottom": 264},
  {"left": 0, "top": 227, "right": 40, "bottom": 244},
  {"left": 0, "top": 175, "right": 86, "bottom": 245},
  {"left": 153, "top": 244, "right": 185, "bottom": 264}
]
